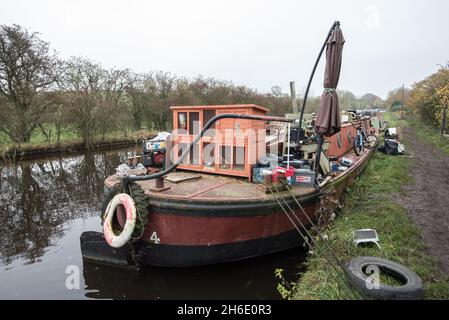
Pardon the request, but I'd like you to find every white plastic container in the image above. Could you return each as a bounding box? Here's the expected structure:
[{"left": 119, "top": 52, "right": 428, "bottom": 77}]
[{"left": 341, "top": 157, "right": 353, "bottom": 167}]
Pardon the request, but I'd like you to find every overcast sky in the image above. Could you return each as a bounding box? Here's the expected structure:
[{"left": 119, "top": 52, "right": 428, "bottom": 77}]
[{"left": 1, "top": 0, "right": 448, "bottom": 99}]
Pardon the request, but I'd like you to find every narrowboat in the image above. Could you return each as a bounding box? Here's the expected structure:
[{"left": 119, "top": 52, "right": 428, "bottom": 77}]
[{"left": 80, "top": 104, "right": 378, "bottom": 268}]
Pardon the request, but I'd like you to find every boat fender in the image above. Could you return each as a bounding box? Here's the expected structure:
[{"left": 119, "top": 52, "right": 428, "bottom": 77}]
[
  {"left": 103, "top": 193, "right": 137, "bottom": 248},
  {"left": 100, "top": 184, "right": 122, "bottom": 223}
]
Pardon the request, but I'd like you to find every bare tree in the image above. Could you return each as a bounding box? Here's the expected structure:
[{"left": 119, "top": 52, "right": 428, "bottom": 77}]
[
  {"left": 98, "top": 68, "right": 131, "bottom": 139},
  {"left": 45, "top": 89, "right": 71, "bottom": 144},
  {"left": 3, "top": 22, "right": 363, "bottom": 147},
  {"left": 59, "top": 57, "right": 108, "bottom": 149},
  {"left": 124, "top": 72, "right": 148, "bottom": 130},
  {"left": 143, "top": 71, "right": 176, "bottom": 131},
  {"left": 0, "top": 25, "right": 58, "bottom": 144}
]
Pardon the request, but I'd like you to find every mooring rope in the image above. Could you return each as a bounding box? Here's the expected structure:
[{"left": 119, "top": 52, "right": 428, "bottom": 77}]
[
  {"left": 282, "top": 183, "right": 369, "bottom": 299},
  {"left": 268, "top": 183, "right": 363, "bottom": 299},
  {"left": 267, "top": 185, "right": 310, "bottom": 247}
]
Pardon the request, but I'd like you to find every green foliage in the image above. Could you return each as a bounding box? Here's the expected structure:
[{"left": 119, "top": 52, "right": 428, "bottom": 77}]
[
  {"left": 391, "top": 105, "right": 402, "bottom": 112},
  {"left": 391, "top": 100, "right": 402, "bottom": 108},
  {"left": 409, "top": 64, "right": 449, "bottom": 125},
  {"left": 387, "top": 87, "right": 411, "bottom": 112},
  {"left": 408, "top": 117, "right": 449, "bottom": 156},
  {"left": 274, "top": 268, "right": 298, "bottom": 300}
]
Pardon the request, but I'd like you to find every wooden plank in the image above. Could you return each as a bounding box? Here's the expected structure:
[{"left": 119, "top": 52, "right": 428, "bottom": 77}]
[
  {"left": 164, "top": 172, "right": 202, "bottom": 183},
  {"left": 319, "top": 151, "right": 331, "bottom": 175}
]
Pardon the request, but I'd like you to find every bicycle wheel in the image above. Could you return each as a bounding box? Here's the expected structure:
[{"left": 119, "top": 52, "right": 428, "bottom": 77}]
[
  {"left": 354, "top": 134, "right": 364, "bottom": 156},
  {"left": 364, "top": 134, "right": 377, "bottom": 149}
]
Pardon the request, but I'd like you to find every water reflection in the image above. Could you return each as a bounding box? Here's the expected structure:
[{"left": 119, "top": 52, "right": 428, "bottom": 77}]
[
  {"left": 0, "top": 148, "right": 304, "bottom": 299},
  {"left": 0, "top": 151, "right": 126, "bottom": 266},
  {"left": 83, "top": 249, "right": 305, "bottom": 300}
]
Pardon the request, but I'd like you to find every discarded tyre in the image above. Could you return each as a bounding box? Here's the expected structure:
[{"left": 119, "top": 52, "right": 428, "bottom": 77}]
[
  {"left": 347, "top": 256, "right": 423, "bottom": 300},
  {"left": 128, "top": 182, "right": 150, "bottom": 238},
  {"left": 100, "top": 184, "right": 123, "bottom": 221}
]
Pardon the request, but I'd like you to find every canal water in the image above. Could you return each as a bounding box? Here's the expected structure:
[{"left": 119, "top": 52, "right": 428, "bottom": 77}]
[{"left": 0, "top": 149, "right": 305, "bottom": 299}]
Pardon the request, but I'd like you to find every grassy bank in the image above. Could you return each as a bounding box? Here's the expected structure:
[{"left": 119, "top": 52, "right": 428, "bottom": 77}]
[
  {"left": 293, "top": 113, "right": 449, "bottom": 300},
  {"left": 408, "top": 118, "right": 449, "bottom": 156},
  {"left": 0, "top": 129, "right": 156, "bottom": 161}
]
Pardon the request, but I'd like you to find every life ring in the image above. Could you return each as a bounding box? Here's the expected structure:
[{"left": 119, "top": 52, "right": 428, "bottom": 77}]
[
  {"left": 103, "top": 193, "right": 137, "bottom": 248},
  {"left": 100, "top": 182, "right": 150, "bottom": 238}
]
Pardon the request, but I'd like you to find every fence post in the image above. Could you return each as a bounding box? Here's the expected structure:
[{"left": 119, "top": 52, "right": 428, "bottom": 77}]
[{"left": 442, "top": 105, "right": 448, "bottom": 138}]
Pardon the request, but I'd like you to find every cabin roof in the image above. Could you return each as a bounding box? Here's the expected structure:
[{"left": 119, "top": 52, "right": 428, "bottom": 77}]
[{"left": 170, "top": 104, "right": 269, "bottom": 113}]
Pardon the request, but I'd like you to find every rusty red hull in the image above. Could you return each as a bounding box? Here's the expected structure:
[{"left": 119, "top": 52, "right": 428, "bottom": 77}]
[
  {"left": 123, "top": 150, "right": 371, "bottom": 267},
  {"left": 128, "top": 192, "right": 319, "bottom": 266},
  {"left": 82, "top": 120, "right": 377, "bottom": 267}
]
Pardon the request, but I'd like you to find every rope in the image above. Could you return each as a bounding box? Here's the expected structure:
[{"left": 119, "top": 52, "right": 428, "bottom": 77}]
[
  {"left": 280, "top": 182, "right": 367, "bottom": 299},
  {"left": 268, "top": 183, "right": 363, "bottom": 299},
  {"left": 267, "top": 185, "right": 310, "bottom": 248},
  {"left": 323, "top": 88, "right": 336, "bottom": 94}
]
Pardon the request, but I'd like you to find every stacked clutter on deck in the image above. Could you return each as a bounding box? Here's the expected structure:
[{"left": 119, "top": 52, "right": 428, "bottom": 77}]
[
  {"left": 141, "top": 132, "right": 171, "bottom": 168},
  {"left": 330, "top": 156, "right": 353, "bottom": 173},
  {"left": 252, "top": 154, "right": 316, "bottom": 188}
]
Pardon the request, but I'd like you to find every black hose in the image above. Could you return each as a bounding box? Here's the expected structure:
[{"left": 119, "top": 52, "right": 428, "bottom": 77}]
[
  {"left": 122, "top": 113, "right": 294, "bottom": 186},
  {"left": 297, "top": 20, "right": 340, "bottom": 144}
]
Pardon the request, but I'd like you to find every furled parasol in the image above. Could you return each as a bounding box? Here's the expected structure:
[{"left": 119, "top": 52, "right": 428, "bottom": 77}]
[{"left": 314, "top": 24, "right": 345, "bottom": 136}]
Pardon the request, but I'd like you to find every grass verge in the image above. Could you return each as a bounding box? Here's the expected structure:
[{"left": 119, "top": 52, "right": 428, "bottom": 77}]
[
  {"left": 293, "top": 114, "right": 449, "bottom": 300},
  {"left": 408, "top": 118, "right": 449, "bottom": 156}
]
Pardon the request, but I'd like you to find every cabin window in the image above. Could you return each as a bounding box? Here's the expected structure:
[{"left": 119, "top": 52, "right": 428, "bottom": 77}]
[
  {"left": 219, "top": 146, "right": 232, "bottom": 170},
  {"left": 172, "top": 105, "right": 267, "bottom": 180},
  {"left": 189, "top": 143, "right": 200, "bottom": 165},
  {"left": 178, "top": 143, "right": 189, "bottom": 164},
  {"left": 233, "top": 146, "right": 245, "bottom": 171},
  {"left": 203, "top": 110, "right": 216, "bottom": 131},
  {"left": 178, "top": 112, "right": 187, "bottom": 131},
  {"left": 337, "top": 133, "right": 342, "bottom": 149},
  {"left": 203, "top": 110, "right": 216, "bottom": 137},
  {"left": 203, "top": 142, "right": 215, "bottom": 168},
  {"left": 189, "top": 112, "right": 200, "bottom": 135},
  {"left": 348, "top": 130, "right": 352, "bottom": 143}
]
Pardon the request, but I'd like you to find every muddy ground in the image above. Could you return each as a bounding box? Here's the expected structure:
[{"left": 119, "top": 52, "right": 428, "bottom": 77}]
[{"left": 399, "top": 127, "right": 449, "bottom": 273}]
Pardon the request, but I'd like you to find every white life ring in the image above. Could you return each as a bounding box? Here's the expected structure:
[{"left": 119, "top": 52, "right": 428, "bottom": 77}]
[{"left": 103, "top": 193, "right": 137, "bottom": 248}]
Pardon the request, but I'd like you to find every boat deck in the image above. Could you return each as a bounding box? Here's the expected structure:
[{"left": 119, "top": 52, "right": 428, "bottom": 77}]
[
  {"left": 105, "top": 171, "right": 316, "bottom": 202},
  {"left": 104, "top": 144, "right": 374, "bottom": 203}
]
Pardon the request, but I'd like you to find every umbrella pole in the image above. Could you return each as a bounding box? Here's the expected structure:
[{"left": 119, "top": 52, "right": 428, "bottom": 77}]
[
  {"left": 297, "top": 21, "right": 340, "bottom": 145},
  {"left": 314, "top": 134, "right": 324, "bottom": 185}
]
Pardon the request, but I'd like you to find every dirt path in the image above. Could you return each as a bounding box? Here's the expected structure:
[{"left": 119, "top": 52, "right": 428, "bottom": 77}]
[{"left": 400, "top": 127, "right": 449, "bottom": 273}]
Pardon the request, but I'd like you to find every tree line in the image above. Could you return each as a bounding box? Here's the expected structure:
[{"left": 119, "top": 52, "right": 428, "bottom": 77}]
[
  {"left": 0, "top": 24, "right": 385, "bottom": 149},
  {"left": 385, "top": 64, "right": 449, "bottom": 126},
  {"left": 409, "top": 64, "right": 448, "bottom": 125}
]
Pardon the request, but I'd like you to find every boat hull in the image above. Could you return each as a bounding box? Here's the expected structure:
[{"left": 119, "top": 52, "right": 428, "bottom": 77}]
[
  {"left": 139, "top": 229, "right": 302, "bottom": 267},
  {"left": 81, "top": 140, "right": 375, "bottom": 267},
  {"left": 81, "top": 196, "right": 319, "bottom": 267}
]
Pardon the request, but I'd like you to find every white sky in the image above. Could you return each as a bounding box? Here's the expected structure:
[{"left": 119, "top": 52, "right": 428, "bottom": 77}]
[{"left": 1, "top": 0, "right": 448, "bottom": 99}]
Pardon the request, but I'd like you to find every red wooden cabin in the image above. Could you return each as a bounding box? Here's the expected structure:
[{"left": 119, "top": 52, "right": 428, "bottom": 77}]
[{"left": 170, "top": 104, "right": 268, "bottom": 180}]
